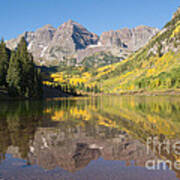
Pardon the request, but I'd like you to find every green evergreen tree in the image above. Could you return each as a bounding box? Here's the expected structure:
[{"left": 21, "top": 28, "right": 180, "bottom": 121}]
[
  {"left": 16, "top": 37, "right": 33, "bottom": 97},
  {"left": 7, "top": 37, "right": 43, "bottom": 98},
  {"left": 0, "top": 38, "right": 10, "bottom": 86},
  {"left": 32, "top": 69, "right": 43, "bottom": 98},
  {"left": 17, "top": 37, "right": 43, "bottom": 98},
  {"left": 6, "top": 52, "right": 21, "bottom": 96}
]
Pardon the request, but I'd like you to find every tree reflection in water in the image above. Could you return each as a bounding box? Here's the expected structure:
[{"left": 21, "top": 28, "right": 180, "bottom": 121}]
[{"left": 0, "top": 96, "right": 180, "bottom": 178}]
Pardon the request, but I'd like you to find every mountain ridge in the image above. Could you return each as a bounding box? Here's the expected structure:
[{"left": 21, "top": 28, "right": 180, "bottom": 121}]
[
  {"left": 46, "top": 7, "right": 180, "bottom": 95},
  {"left": 6, "top": 20, "right": 158, "bottom": 66},
  {"left": 83, "top": 7, "right": 180, "bottom": 93}
]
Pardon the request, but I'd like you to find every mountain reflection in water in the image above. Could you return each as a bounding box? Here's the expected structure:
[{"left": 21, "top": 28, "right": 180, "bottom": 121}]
[{"left": 0, "top": 96, "right": 180, "bottom": 180}]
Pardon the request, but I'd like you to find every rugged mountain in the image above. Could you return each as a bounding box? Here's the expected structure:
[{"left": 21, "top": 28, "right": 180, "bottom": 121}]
[
  {"left": 43, "top": 20, "right": 99, "bottom": 65},
  {"left": 99, "top": 25, "right": 159, "bottom": 51},
  {"left": 27, "top": 25, "right": 56, "bottom": 61},
  {"left": 6, "top": 24, "right": 56, "bottom": 64},
  {"left": 76, "top": 25, "right": 158, "bottom": 63},
  {"left": 83, "top": 7, "right": 180, "bottom": 93},
  {"left": 6, "top": 20, "right": 158, "bottom": 66},
  {"left": 7, "top": 20, "right": 99, "bottom": 66}
]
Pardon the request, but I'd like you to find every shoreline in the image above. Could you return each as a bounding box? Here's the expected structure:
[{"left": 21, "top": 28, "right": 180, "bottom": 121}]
[
  {"left": 80, "top": 89, "right": 180, "bottom": 97},
  {"left": 0, "top": 89, "right": 180, "bottom": 101},
  {"left": 108, "top": 89, "right": 180, "bottom": 96}
]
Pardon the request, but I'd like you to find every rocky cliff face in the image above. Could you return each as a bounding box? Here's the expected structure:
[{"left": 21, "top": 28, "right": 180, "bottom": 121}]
[
  {"left": 6, "top": 21, "right": 158, "bottom": 66},
  {"left": 27, "top": 25, "right": 56, "bottom": 61},
  {"left": 42, "top": 20, "right": 99, "bottom": 65},
  {"left": 6, "top": 24, "right": 56, "bottom": 65},
  {"left": 100, "top": 26, "right": 159, "bottom": 51},
  {"left": 76, "top": 26, "right": 158, "bottom": 62},
  {"left": 7, "top": 20, "right": 99, "bottom": 66}
]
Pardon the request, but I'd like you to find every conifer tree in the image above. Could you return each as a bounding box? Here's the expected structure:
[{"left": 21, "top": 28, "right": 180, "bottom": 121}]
[
  {"left": 18, "top": 37, "right": 43, "bottom": 97},
  {"left": 6, "top": 52, "right": 21, "bottom": 96},
  {"left": 16, "top": 37, "right": 34, "bottom": 96},
  {"left": 0, "top": 38, "right": 10, "bottom": 86},
  {"left": 7, "top": 37, "right": 43, "bottom": 98},
  {"left": 32, "top": 69, "right": 43, "bottom": 98}
]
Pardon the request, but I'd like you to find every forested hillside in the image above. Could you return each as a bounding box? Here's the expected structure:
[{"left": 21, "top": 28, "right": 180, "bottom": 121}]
[
  {"left": 0, "top": 38, "right": 43, "bottom": 98},
  {"left": 94, "top": 8, "right": 180, "bottom": 93},
  {"left": 2, "top": 8, "right": 180, "bottom": 96},
  {"left": 46, "top": 7, "right": 180, "bottom": 94}
]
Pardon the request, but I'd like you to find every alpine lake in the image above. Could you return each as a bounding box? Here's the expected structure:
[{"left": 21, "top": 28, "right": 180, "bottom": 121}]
[{"left": 0, "top": 95, "right": 180, "bottom": 180}]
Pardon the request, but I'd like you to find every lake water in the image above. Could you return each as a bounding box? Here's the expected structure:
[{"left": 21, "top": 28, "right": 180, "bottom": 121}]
[{"left": 0, "top": 96, "right": 180, "bottom": 180}]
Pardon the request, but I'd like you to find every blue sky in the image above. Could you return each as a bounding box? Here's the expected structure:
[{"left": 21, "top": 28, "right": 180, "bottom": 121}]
[{"left": 0, "top": 0, "right": 179, "bottom": 40}]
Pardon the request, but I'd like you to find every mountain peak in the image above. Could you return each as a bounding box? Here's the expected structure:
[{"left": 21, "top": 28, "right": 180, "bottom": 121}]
[
  {"left": 58, "top": 19, "right": 82, "bottom": 30},
  {"left": 43, "top": 24, "right": 55, "bottom": 29},
  {"left": 37, "top": 24, "right": 56, "bottom": 31},
  {"left": 7, "top": 20, "right": 158, "bottom": 66},
  {"left": 134, "top": 25, "right": 150, "bottom": 29},
  {"left": 67, "top": 19, "right": 76, "bottom": 24},
  {"left": 63, "top": 19, "right": 86, "bottom": 29},
  {"left": 62, "top": 19, "right": 80, "bottom": 26},
  {"left": 100, "top": 26, "right": 159, "bottom": 51}
]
